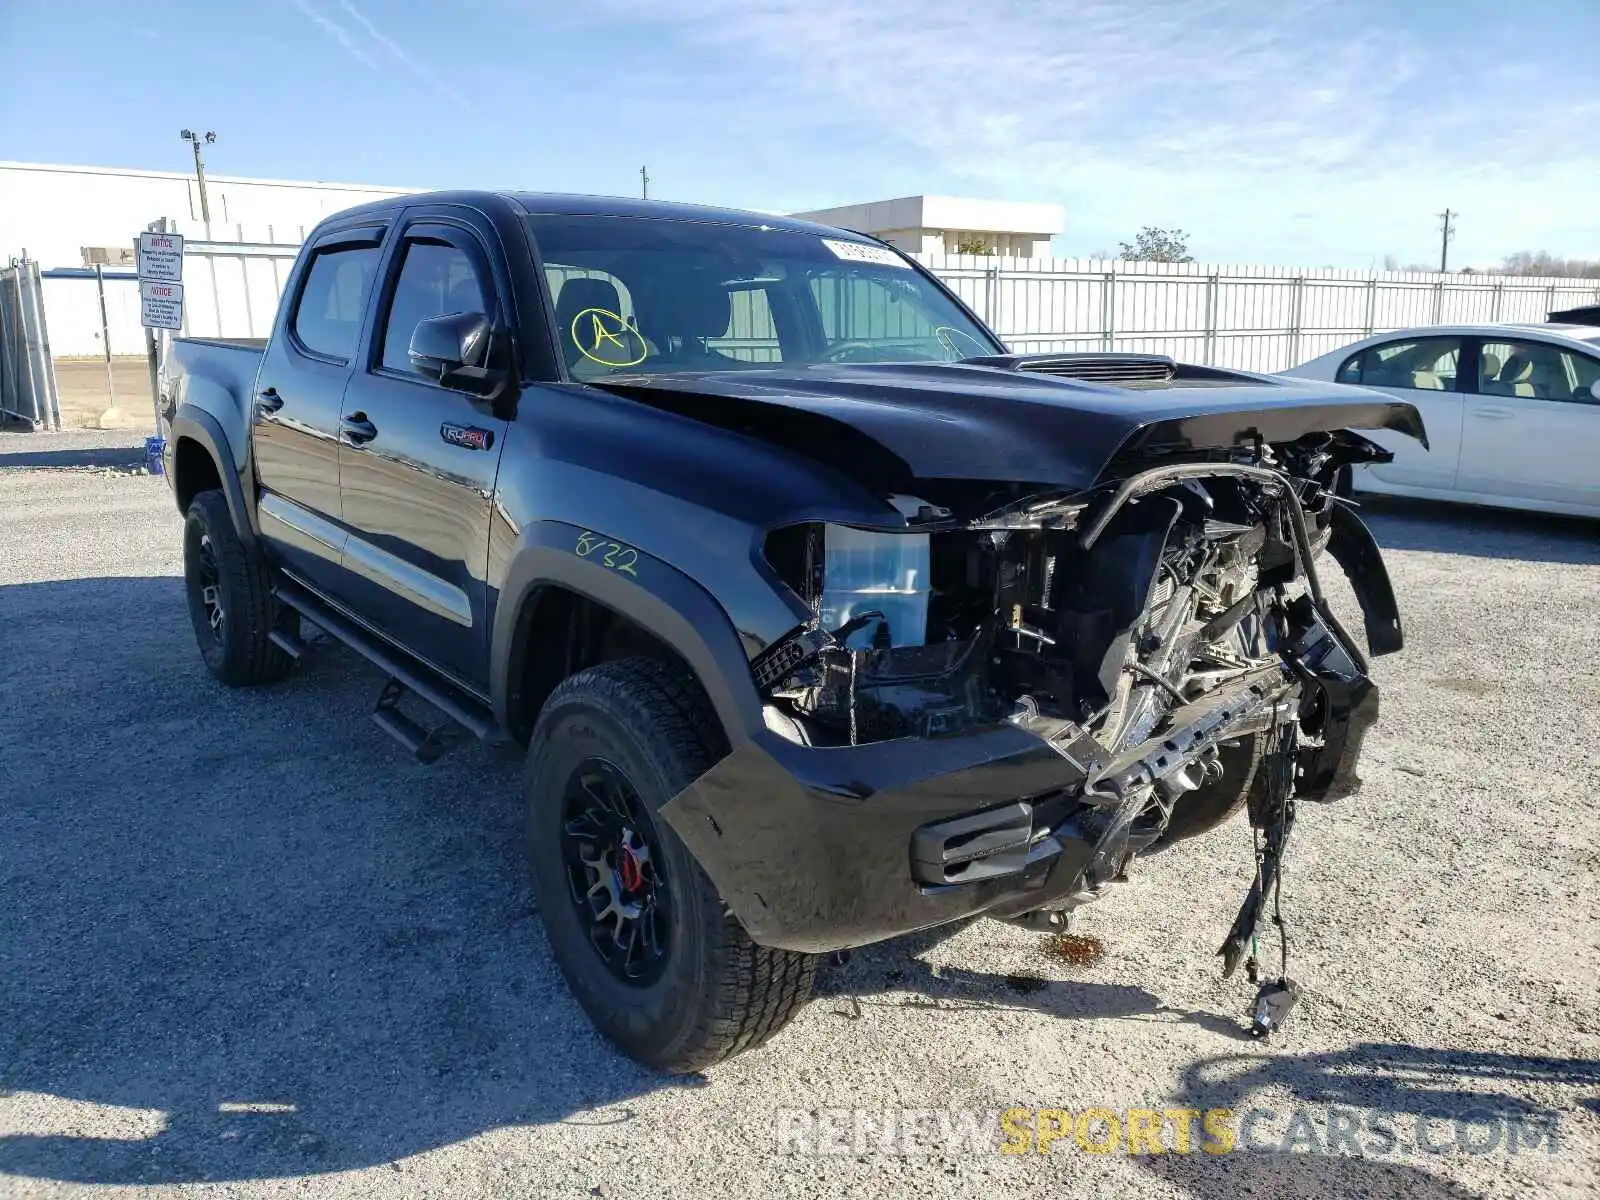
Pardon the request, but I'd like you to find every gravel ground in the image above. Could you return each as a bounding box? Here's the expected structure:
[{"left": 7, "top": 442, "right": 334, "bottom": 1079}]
[{"left": 1, "top": 431, "right": 1596, "bottom": 1199}]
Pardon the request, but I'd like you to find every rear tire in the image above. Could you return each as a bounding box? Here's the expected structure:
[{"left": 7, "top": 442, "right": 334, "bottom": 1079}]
[
  {"left": 524, "top": 657, "right": 815, "bottom": 1072},
  {"left": 183, "top": 489, "right": 294, "bottom": 686}
]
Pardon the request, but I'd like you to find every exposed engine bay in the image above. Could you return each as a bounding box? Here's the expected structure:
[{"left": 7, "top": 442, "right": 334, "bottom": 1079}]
[{"left": 754, "top": 428, "right": 1399, "bottom": 1005}]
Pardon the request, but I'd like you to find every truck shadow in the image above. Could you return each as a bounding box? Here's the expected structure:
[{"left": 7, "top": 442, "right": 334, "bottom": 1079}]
[
  {"left": 814, "top": 926, "right": 1253, "bottom": 1042},
  {"left": 0, "top": 445, "right": 148, "bottom": 472},
  {"left": 816, "top": 937, "right": 1597, "bottom": 1199},
  {"left": 1131, "top": 1042, "right": 1597, "bottom": 1199},
  {"left": 0, "top": 576, "right": 676, "bottom": 1184},
  {"left": 1359, "top": 495, "right": 1600, "bottom": 565}
]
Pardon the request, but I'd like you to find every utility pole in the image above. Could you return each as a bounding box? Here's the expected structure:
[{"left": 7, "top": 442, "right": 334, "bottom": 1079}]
[
  {"left": 640, "top": 165, "right": 650, "bottom": 199},
  {"left": 1437, "top": 208, "right": 1456, "bottom": 273},
  {"left": 181, "top": 129, "right": 218, "bottom": 237}
]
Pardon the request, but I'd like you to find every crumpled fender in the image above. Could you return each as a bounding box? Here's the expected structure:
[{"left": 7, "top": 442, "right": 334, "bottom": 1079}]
[{"left": 1324, "top": 503, "right": 1403, "bottom": 656}]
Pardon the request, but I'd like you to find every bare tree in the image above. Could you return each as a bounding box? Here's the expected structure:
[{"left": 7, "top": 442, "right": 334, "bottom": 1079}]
[
  {"left": 1497, "top": 251, "right": 1600, "bottom": 278},
  {"left": 1118, "top": 226, "right": 1193, "bottom": 263}
]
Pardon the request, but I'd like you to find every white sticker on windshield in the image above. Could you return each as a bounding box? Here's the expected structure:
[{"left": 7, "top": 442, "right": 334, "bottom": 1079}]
[{"left": 821, "top": 238, "right": 911, "bottom": 269}]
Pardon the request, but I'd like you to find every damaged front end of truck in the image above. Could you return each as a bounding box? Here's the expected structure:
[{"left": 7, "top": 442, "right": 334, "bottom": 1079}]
[{"left": 648, "top": 358, "right": 1421, "bottom": 997}]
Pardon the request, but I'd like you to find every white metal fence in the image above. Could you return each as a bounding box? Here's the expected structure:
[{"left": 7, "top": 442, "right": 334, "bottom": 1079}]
[
  {"left": 925, "top": 254, "right": 1600, "bottom": 373},
  {"left": 34, "top": 227, "right": 1600, "bottom": 382},
  {"left": 39, "top": 219, "right": 302, "bottom": 358}
]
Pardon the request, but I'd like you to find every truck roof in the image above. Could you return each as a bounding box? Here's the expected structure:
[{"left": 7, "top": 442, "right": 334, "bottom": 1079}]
[{"left": 326, "top": 189, "right": 859, "bottom": 240}]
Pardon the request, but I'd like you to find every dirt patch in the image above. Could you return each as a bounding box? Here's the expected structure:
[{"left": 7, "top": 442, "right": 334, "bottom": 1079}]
[{"left": 51, "top": 358, "right": 154, "bottom": 430}]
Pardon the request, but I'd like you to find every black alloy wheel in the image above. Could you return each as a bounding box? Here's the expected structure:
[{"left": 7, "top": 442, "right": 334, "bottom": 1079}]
[
  {"left": 194, "top": 530, "right": 225, "bottom": 644},
  {"left": 560, "top": 757, "right": 671, "bottom": 986}
]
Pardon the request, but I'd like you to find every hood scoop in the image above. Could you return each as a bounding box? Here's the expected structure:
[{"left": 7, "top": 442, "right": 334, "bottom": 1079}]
[{"left": 1011, "top": 353, "right": 1177, "bottom": 387}]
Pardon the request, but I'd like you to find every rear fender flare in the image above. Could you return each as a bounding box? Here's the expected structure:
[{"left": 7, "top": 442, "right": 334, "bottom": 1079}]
[
  {"left": 490, "top": 521, "right": 766, "bottom": 749},
  {"left": 171, "top": 405, "right": 258, "bottom": 550}
]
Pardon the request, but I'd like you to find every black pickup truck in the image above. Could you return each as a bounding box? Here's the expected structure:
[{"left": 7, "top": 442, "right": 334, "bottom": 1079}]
[{"left": 160, "top": 190, "right": 1422, "bottom": 1071}]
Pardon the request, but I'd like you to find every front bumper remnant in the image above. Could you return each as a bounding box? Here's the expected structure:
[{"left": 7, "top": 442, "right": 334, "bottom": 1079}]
[{"left": 660, "top": 662, "right": 1333, "bottom": 953}]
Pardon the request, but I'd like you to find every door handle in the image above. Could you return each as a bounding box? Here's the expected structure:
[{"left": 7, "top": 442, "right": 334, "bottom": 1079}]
[
  {"left": 255, "top": 387, "right": 284, "bottom": 415},
  {"left": 340, "top": 413, "right": 378, "bottom": 445},
  {"left": 1470, "top": 407, "right": 1512, "bottom": 420}
]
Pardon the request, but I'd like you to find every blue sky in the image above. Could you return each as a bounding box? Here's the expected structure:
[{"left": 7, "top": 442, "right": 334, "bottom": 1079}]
[{"left": 3, "top": 0, "right": 1597, "bottom": 267}]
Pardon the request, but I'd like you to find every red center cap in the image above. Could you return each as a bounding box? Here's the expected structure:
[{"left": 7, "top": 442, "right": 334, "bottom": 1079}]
[{"left": 619, "top": 844, "right": 644, "bottom": 892}]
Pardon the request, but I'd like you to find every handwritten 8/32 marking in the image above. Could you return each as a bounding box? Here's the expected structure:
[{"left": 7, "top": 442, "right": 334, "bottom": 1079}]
[{"left": 575, "top": 530, "right": 639, "bottom": 576}]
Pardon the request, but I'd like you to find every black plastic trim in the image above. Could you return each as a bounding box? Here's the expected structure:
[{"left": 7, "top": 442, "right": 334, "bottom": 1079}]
[
  {"left": 1324, "top": 503, "right": 1405, "bottom": 656},
  {"left": 170, "top": 406, "right": 256, "bottom": 550},
  {"left": 489, "top": 521, "right": 767, "bottom": 748},
  {"left": 274, "top": 574, "right": 500, "bottom": 740}
]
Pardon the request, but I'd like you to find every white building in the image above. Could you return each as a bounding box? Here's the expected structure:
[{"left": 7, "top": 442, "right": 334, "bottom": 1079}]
[
  {"left": 3, "top": 163, "right": 1067, "bottom": 360},
  {"left": 0, "top": 161, "right": 413, "bottom": 268},
  {"left": 789, "top": 195, "right": 1064, "bottom": 258},
  {"left": 2, "top": 162, "right": 1067, "bottom": 269}
]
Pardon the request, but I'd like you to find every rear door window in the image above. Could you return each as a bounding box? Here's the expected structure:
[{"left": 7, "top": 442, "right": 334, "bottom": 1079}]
[
  {"left": 1336, "top": 337, "right": 1462, "bottom": 391},
  {"left": 291, "top": 243, "right": 380, "bottom": 362}
]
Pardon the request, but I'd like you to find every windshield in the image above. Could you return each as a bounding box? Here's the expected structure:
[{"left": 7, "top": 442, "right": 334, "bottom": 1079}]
[{"left": 523, "top": 214, "right": 1002, "bottom": 379}]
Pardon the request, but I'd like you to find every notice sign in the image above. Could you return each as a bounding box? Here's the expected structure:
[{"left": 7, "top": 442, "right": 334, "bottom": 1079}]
[
  {"left": 140, "top": 280, "right": 185, "bottom": 330},
  {"left": 136, "top": 231, "right": 185, "bottom": 283}
]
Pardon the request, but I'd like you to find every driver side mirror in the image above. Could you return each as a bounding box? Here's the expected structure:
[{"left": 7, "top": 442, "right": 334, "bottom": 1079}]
[
  {"left": 409, "top": 311, "right": 501, "bottom": 395},
  {"left": 1590, "top": 380, "right": 1600, "bottom": 403}
]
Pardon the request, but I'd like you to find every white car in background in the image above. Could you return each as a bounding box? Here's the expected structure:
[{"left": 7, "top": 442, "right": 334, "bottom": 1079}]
[{"left": 1285, "top": 322, "right": 1600, "bottom": 518}]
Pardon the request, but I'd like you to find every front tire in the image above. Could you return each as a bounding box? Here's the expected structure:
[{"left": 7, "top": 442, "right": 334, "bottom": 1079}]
[
  {"left": 1143, "top": 733, "right": 1263, "bottom": 852},
  {"left": 524, "top": 658, "right": 815, "bottom": 1072},
  {"left": 183, "top": 489, "right": 294, "bottom": 686}
]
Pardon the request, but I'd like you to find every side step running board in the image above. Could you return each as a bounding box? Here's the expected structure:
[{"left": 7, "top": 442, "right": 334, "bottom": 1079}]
[
  {"left": 272, "top": 576, "right": 502, "bottom": 761},
  {"left": 268, "top": 626, "right": 307, "bottom": 661},
  {"left": 372, "top": 677, "right": 464, "bottom": 764}
]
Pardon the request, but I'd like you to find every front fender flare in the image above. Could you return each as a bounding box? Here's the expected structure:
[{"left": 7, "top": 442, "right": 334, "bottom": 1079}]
[
  {"left": 171, "top": 406, "right": 257, "bottom": 550},
  {"left": 1324, "top": 502, "right": 1403, "bottom": 656},
  {"left": 490, "top": 521, "right": 766, "bottom": 749}
]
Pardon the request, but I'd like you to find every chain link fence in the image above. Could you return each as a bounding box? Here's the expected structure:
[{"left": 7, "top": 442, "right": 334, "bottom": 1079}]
[{"left": 1, "top": 258, "right": 62, "bottom": 430}]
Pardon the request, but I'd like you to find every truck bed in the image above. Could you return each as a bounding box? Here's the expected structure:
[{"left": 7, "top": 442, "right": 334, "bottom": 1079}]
[{"left": 158, "top": 336, "right": 268, "bottom": 478}]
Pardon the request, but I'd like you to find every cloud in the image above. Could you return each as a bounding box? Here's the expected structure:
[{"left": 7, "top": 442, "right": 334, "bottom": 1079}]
[
  {"left": 334, "top": 0, "right": 473, "bottom": 111},
  {"left": 287, "top": 0, "right": 472, "bottom": 110},
  {"left": 563, "top": 0, "right": 1600, "bottom": 264},
  {"left": 287, "top": 0, "right": 378, "bottom": 71}
]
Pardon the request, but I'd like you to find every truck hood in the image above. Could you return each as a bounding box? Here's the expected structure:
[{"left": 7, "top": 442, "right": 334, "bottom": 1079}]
[{"left": 589, "top": 360, "right": 1425, "bottom": 491}]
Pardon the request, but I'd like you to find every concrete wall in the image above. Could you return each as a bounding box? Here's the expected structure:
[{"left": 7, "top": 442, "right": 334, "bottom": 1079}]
[{"left": 1, "top": 161, "right": 413, "bottom": 269}]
